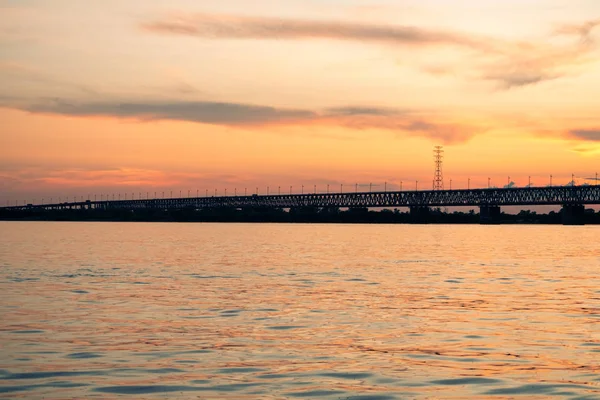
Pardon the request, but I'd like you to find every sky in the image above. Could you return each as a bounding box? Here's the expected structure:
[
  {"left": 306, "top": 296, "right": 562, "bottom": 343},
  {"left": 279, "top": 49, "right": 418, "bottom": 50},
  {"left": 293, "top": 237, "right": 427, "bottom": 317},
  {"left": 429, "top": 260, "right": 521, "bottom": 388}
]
[{"left": 1, "top": 0, "right": 599, "bottom": 205}]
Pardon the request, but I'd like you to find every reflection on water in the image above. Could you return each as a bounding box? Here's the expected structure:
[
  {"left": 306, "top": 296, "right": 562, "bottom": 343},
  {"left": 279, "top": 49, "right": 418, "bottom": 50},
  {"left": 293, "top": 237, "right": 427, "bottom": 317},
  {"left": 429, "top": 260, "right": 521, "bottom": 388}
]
[{"left": 0, "top": 222, "right": 599, "bottom": 399}]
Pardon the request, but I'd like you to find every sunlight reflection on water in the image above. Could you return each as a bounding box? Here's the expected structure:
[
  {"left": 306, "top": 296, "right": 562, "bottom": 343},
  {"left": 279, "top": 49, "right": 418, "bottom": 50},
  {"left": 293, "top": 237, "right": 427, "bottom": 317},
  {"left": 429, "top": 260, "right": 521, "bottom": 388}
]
[{"left": 0, "top": 222, "right": 599, "bottom": 399}]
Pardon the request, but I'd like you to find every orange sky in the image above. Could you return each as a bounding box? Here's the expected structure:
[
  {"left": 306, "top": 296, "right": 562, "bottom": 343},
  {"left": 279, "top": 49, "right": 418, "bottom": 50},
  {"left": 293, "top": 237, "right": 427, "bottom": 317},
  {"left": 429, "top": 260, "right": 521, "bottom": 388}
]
[{"left": 1, "top": 0, "right": 599, "bottom": 205}]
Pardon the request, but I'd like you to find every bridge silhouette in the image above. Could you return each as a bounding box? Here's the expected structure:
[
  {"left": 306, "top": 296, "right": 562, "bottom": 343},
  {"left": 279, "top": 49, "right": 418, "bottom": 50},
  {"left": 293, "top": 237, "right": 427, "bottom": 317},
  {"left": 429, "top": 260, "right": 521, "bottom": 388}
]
[{"left": 3, "top": 185, "right": 599, "bottom": 224}]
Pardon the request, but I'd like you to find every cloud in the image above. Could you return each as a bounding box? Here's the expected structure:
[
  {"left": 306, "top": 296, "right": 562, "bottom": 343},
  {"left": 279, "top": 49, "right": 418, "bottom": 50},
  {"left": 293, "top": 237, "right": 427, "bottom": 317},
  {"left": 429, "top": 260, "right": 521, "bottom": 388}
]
[
  {"left": 477, "top": 20, "right": 600, "bottom": 88},
  {"left": 0, "top": 61, "right": 99, "bottom": 96},
  {"left": 141, "top": 13, "right": 490, "bottom": 51},
  {"left": 477, "top": 40, "right": 595, "bottom": 89},
  {"left": 326, "top": 106, "right": 402, "bottom": 117},
  {"left": 571, "top": 145, "right": 600, "bottom": 155},
  {"left": 321, "top": 111, "right": 480, "bottom": 143},
  {"left": 480, "top": 69, "right": 560, "bottom": 89},
  {"left": 25, "top": 99, "right": 316, "bottom": 125},
  {"left": 142, "top": 13, "right": 599, "bottom": 89},
  {"left": 569, "top": 129, "right": 600, "bottom": 141},
  {"left": 5, "top": 97, "right": 482, "bottom": 144},
  {"left": 0, "top": 167, "right": 265, "bottom": 201},
  {"left": 555, "top": 19, "right": 600, "bottom": 42}
]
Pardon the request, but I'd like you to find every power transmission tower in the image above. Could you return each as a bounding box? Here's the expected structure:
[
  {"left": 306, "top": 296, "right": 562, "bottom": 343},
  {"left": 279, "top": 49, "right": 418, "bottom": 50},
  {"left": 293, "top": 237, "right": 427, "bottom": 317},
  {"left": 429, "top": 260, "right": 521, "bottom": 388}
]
[{"left": 433, "top": 146, "right": 444, "bottom": 190}]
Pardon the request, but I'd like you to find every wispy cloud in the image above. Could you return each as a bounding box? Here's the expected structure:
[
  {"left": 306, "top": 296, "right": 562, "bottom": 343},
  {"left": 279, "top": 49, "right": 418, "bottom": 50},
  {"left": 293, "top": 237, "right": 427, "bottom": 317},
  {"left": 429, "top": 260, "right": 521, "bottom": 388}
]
[
  {"left": 321, "top": 107, "right": 481, "bottom": 143},
  {"left": 6, "top": 98, "right": 482, "bottom": 144},
  {"left": 478, "top": 37, "right": 597, "bottom": 89},
  {"left": 555, "top": 19, "right": 600, "bottom": 42},
  {"left": 0, "top": 61, "right": 99, "bottom": 97},
  {"left": 0, "top": 166, "right": 256, "bottom": 199},
  {"left": 141, "top": 13, "right": 490, "bottom": 51},
  {"left": 569, "top": 129, "right": 600, "bottom": 141},
  {"left": 141, "top": 13, "right": 600, "bottom": 89},
  {"left": 571, "top": 145, "right": 600, "bottom": 155},
  {"left": 25, "top": 99, "right": 316, "bottom": 125}
]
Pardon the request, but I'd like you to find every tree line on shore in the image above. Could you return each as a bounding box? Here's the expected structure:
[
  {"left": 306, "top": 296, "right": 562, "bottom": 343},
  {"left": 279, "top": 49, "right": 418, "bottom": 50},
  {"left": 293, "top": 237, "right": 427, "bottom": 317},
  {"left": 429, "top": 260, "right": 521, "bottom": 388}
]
[{"left": 1, "top": 206, "right": 599, "bottom": 224}]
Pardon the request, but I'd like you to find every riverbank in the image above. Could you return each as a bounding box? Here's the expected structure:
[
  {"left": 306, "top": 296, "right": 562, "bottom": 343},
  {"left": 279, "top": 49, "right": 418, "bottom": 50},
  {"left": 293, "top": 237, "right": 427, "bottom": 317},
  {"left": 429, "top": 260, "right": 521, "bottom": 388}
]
[{"left": 2, "top": 207, "right": 599, "bottom": 224}]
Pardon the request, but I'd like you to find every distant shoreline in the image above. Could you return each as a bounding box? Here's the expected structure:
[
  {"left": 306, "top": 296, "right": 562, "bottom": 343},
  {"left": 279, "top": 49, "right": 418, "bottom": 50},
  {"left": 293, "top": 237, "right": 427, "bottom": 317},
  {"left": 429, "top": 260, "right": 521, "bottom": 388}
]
[{"left": 1, "top": 208, "right": 599, "bottom": 225}]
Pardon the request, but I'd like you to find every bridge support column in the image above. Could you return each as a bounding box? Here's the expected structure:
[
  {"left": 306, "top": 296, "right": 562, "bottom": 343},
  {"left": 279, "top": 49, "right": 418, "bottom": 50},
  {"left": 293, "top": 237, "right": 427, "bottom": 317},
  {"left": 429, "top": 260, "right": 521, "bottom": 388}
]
[
  {"left": 409, "top": 206, "right": 430, "bottom": 224},
  {"left": 561, "top": 204, "right": 585, "bottom": 225},
  {"left": 480, "top": 205, "right": 501, "bottom": 225}
]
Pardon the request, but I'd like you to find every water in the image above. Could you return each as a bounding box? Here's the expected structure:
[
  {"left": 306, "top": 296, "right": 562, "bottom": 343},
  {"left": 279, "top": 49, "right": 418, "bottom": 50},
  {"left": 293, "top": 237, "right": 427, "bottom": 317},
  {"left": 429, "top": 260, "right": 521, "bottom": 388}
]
[{"left": 0, "top": 222, "right": 599, "bottom": 399}]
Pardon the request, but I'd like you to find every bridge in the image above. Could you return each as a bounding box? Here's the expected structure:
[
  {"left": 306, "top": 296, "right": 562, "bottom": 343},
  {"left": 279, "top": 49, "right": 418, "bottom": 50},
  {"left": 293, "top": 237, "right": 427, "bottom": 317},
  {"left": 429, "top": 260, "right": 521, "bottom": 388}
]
[{"left": 2, "top": 185, "right": 599, "bottom": 224}]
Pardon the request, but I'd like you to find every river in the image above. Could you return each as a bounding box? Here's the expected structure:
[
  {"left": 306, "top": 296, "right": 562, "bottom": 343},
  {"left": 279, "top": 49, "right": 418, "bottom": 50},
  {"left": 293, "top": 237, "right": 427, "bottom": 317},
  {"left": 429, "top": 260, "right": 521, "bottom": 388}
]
[{"left": 0, "top": 222, "right": 599, "bottom": 398}]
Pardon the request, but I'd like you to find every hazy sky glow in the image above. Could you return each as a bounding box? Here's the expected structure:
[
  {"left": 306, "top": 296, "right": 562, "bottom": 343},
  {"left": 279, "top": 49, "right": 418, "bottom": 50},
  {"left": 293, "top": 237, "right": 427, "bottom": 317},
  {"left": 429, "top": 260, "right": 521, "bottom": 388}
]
[{"left": 1, "top": 0, "right": 599, "bottom": 204}]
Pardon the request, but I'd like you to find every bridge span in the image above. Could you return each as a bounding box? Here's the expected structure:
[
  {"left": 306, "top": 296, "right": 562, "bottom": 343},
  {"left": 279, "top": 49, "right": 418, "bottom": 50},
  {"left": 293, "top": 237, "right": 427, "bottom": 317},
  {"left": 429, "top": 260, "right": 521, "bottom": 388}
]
[{"left": 3, "top": 186, "right": 599, "bottom": 224}]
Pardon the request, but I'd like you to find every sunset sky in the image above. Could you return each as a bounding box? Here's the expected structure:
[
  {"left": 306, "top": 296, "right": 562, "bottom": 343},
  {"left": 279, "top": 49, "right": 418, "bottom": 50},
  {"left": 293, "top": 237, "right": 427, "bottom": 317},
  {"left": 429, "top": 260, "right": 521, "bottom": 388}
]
[{"left": 1, "top": 0, "right": 599, "bottom": 205}]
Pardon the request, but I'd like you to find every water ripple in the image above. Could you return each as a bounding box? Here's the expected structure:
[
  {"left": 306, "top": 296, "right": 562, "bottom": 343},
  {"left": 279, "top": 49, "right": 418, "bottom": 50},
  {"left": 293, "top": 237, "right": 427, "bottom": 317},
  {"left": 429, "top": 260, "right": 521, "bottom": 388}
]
[{"left": 1, "top": 222, "right": 599, "bottom": 398}]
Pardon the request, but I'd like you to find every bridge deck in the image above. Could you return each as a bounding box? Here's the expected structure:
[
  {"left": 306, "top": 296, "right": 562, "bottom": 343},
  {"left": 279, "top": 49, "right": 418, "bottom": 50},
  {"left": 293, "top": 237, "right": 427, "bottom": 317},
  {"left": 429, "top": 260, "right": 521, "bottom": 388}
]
[{"left": 3, "top": 186, "right": 600, "bottom": 211}]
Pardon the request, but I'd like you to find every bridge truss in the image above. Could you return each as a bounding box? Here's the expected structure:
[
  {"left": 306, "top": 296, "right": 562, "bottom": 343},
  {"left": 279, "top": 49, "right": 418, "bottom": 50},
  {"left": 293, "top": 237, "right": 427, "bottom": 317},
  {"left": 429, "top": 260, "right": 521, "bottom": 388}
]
[{"left": 3, "top": 186, "right": 600, "bottom": 211}]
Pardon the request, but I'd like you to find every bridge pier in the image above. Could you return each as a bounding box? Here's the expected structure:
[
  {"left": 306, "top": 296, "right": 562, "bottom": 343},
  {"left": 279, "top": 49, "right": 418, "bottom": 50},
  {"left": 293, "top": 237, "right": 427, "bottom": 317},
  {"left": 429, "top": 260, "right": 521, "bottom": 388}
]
[
  {"left": 561, "top": 204, "right": 585, "bottom": 225},
  {"left": 480, "top": 205, "right": 501, "bottom": 225},
  {"left": 409, "top": 206, "right": 430, "bottom": 224}
]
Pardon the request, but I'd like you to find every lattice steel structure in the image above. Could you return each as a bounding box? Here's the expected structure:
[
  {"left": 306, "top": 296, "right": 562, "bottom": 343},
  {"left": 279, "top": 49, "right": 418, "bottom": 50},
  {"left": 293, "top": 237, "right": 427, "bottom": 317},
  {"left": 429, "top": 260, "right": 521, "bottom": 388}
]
[
  {"left": 433, "top": 146, "right": 444, "bottom": 190},
  {"left": 4, "top": 186, "right": 600, "bottom": 211}
]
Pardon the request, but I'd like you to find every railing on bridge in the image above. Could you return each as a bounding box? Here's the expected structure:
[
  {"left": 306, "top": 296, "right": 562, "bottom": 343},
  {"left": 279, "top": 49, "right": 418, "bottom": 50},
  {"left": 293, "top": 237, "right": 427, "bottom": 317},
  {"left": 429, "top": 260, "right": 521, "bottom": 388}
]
[{"left": 3, "top": 186, "right": 600, "bottom": 211}]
